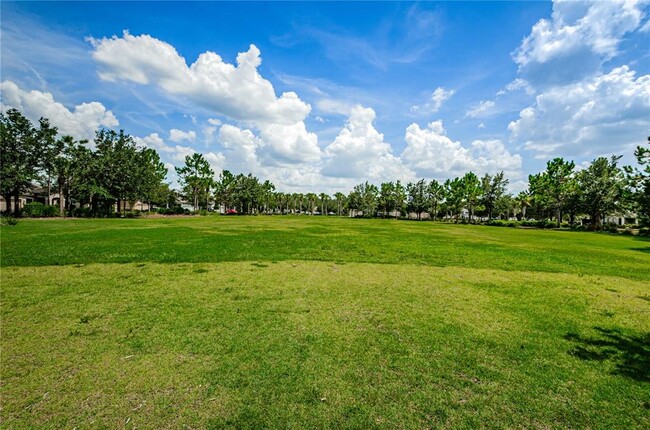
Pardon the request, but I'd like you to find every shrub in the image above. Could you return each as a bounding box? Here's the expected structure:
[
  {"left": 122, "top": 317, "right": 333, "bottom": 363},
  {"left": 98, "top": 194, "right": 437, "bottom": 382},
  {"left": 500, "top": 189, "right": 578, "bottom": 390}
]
[
  {"left": 22, "top": 202, "right": 58, "bottom": 217},
  {"left": 638, "top": 227, "right": 650, "bottom": 236},
  {"left": 0, "top": 214, "right": 18, "bottom": 225}
]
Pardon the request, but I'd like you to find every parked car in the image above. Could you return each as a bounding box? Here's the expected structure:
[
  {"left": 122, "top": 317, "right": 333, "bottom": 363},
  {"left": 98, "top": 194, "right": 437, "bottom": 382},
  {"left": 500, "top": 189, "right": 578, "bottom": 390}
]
[{"left": 225, "top": 209, "right": 238, "bottom": 215}]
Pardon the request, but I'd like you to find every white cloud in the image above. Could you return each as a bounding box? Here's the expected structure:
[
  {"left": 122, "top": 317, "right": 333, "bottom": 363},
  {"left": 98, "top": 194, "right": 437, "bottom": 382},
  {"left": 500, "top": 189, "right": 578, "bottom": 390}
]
[
  {"left": 508, "top": 65, "right": 650, "bottom": 159},
  {"left": 430, "top": 87, "right": 455, "bottom": 112},
  {"left": 497, "top": 78, "right": 535, "bottom": 96},
  {"left": 168, "top": 128, "right": 196, "bottom": 143},
  {"left": 135, "top": 133, "right": 195, "bottom": 163},
  {"left": 411, "top": 86, "right": 455, "bottom": 114},
  {"left": 513, "top": 0, "right": 645, "bottom": 86},
  {"left": 0, "top": 80, "right": 118, "bottom": 140},
  {"left": 478, "top": 122, "right": 486, "bottom": 129},
  {"left": 465, "top": 100, "right": 495, "bottom": 118},
  {"left": 207, "top": 118, "right": 222, "bottom": 126},
  {"left": 402, "top": 120, "right": 522, "bottom": 179},
  {"left": 322, "top": 105, "right": 415, "bottom": 183},
  {"left": 218, "top": 124, "right": 263, "bottom": 173},
  {"left": 89, "top": 32, "right": 320, "bottom": 164}
]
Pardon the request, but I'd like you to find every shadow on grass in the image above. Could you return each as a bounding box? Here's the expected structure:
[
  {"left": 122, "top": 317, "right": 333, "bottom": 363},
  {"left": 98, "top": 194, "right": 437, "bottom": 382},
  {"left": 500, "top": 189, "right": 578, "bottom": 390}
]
[{"left": 564, "top": 327, "right": 650, "bottom": 382}]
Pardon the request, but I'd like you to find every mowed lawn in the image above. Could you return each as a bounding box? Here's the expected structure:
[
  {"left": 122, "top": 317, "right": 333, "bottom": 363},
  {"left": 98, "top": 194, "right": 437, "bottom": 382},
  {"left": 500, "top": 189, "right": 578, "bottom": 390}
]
[{"left": 1, "top": 216, "right": 649, "bottom": 429}]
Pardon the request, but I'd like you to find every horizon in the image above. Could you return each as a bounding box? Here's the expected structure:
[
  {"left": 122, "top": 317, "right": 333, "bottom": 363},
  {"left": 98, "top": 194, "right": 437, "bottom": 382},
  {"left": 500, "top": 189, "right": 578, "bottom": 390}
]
[{"left": 1, "top": 0, "right": 649, "bottom": 194}]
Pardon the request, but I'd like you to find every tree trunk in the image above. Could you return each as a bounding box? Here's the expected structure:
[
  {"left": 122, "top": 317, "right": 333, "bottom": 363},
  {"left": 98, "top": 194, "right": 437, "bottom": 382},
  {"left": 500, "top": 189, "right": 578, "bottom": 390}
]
[
  {"left": 58, "top": 182, "right": 64, "bottom": 216},
  {"left": 13, "top": 189, "right": 20, "bottom": 217},
  {"left": 47, "top": 176, "right": 52, "bottom": 206}
]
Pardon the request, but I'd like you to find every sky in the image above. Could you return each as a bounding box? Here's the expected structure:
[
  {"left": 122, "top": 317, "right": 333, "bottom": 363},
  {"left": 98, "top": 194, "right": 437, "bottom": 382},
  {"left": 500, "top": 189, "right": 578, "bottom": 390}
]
[{"left": 1, "top": 1, "right": 649, "bottom": 194}]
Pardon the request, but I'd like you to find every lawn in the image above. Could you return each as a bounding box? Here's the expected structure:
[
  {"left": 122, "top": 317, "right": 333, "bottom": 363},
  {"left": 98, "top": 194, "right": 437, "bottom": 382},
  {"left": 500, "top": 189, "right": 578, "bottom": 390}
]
[{"left": 1, "top": 216, "right": 649, "bottom": 429}]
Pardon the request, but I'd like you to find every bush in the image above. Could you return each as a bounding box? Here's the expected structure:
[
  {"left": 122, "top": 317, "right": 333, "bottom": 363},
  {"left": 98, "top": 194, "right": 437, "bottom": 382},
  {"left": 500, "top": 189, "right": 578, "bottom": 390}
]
[
  {"left": 0, "top": 214, "right": 18, "bottom": 225},
  {"left": 22, "top": 202, "right": 58, "bottom": 217},
  {"left": 486, "top": 219, "right": 519, "bottom": 228},
  {"left": 157, "top": 206, "right": 190, "bottom": 215},
  {"left": 198, "top": 209, "right": 208, "bottom": 216},
  {"left": 638, "top": 227, "right": 650, "bottom": 236},
  {"left": 71, "top": 207, "right": 93, "bottom": 218}
]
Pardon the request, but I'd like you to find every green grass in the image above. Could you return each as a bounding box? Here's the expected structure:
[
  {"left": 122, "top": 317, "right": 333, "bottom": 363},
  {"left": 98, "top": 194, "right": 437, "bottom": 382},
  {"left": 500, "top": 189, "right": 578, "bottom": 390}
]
[{"left": 1, "top": 216, "right": 649, "bottom": 428}]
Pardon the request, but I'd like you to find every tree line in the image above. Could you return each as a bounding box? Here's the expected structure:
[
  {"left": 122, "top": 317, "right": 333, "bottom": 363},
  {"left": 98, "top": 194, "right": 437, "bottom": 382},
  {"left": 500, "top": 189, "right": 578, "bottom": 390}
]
[{"left": 2, "top": 108, "right": 648, "bottom": 229}]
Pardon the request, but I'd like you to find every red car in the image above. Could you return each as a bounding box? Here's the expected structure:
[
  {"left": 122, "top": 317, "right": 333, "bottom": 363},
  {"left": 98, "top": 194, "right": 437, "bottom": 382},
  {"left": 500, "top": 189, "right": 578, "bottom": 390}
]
[{"left": 225, "top": 209, "right": 238, "bottom": 215}]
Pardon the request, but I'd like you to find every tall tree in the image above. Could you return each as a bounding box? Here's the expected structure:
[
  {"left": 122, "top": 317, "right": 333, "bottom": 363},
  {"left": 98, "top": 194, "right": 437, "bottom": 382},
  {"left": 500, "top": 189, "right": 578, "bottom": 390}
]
[
  {"left": 625, "top": 137, "right": 650, "bottom": 226},
  {"left": 480, "top": 172, "right": 508, "bottom": 220},
  {"left": 0, "top": 109, "right": 50, "bottom": 216},
  {"left": 334, "top": 192, "right": 346, "bottom": 216},
  {"left": 427, "top": 179, "right": 444, "bottom": 220},
  {"left": 176, "top": 153, "right": 214, "bottom": 212},
  {"left": 529, "top": 158, "right": 576, "bottom": 226},
  {"left": 462, "top": 172, "right": 481, "bottom": 223},
  {"left": 407, "top": 179, "right": 427, "bottom": 220},
  {"left": 577, "top": 156, "right": 626, "bottom": 229}
]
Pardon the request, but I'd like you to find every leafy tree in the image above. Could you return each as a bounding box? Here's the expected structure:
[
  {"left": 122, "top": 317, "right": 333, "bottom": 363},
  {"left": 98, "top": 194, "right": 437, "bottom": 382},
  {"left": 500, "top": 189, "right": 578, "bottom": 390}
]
[
  {"left": 176, "top": 152, "right": 214, "bottom": 211},
  {"left": 95, "top": 129, "right": 141, "bottom": 213},
  {"left": 379, "top": 182, "right": 396, "bottom": 218},
  {"left": 529, "top": 158, "right": 576, "bottom": 226},
  {"left": 353, "top": 182, "right": 378, "bottom": 217},
  {"left": 394, "top": 180, "right": 406, "bottom": 218},
  {"left": 138, "top": 148, "right": 168, "bottom": 211},
  {"left": 577, "top": 156, "right": 626, "bottom": 229},
  {"left": 427, "top": 179, "right": 444, "bottom": 220},
  {"left": 407, "top": 179, "right": 427, "bottom": 220},
  {"left": 480, "top": 172, "right": 508, "bottom": 220},
  {"left": 625, "top": 137, "right": 650, "bottom": 226},
  {"left": 444, "top": 178, "right": 465, "bottom": 222},
  {"left": 462, "top": 172, "right": 481, "bottom": 223},
  {"left": 0, "top": 109, "right": 51, "bottom": 216}
]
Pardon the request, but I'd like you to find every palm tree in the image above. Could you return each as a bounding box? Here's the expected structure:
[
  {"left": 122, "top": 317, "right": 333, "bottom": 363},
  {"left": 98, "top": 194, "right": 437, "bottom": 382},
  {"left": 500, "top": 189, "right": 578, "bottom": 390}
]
[
  {"left": 334, "top": 192, "right": 345, "bottom": 216},
  {"left": 319, "top": 193, "right": 329, "bottom": 215}
]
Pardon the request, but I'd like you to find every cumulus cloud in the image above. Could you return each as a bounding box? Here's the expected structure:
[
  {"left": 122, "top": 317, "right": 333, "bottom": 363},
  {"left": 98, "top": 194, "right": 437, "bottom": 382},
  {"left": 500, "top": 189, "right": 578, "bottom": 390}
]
[
  {"left": 0, "top": 80, "right": 118, "bottom": 140},
  {"left": 89, "top": 32, "right": 320, "bottom": 164},
  {"left": 508, "top": 65, "right": 650, "bottom": 159},
  {"left": 401, "top": 120, "right": 522, "bottom": 179},
  {"left": 135, "top": 133, "right": 195, "bottom": 163},
  {"left": 465, "top": 100, "right": 495, "bottom": 118},
  {"left": 513, "top": 0, "right": 645, "bottom": 86},
  {"left": 168, "top": 128, "right": 196, "bottom": 143},
  {"left": 322, "top": 105, "right": 415, "bottom": 182}
]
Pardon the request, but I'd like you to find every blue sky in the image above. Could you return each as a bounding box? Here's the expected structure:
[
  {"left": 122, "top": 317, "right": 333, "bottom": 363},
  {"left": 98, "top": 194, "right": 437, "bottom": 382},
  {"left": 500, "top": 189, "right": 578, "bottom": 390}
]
[{"left": 2, "top": 1, "right": 649, "bottom": 193}]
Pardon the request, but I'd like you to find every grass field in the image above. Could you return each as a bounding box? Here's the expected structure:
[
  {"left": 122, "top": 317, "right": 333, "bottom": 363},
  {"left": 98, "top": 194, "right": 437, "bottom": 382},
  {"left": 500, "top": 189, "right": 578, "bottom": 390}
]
[{"left": 1, "top": 216, "right": 649, "bottom": 429}]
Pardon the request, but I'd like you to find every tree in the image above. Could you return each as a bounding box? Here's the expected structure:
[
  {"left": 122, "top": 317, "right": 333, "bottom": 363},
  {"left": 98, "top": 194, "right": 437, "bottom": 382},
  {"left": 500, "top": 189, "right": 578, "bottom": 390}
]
[
  {"left": 577, "top": 156, "right": 626, "bottom": 229},
  {"left": 36, "top": 118, "right": 60, "bottom": 206},
  {"left": 394, "top": 180, "right": 406, "bottom": 219},
  {"left": 137, "top": 148, "right": 168, "bottom": 211},
  {"left": 334, "top": 192, "right": 346, "bottom": 216},
  {"left": 0, "top": 109, "right": 50, "bottom": 216},
  {"left": 427, "top": 179, "right": 444, "bottom": 220},
  {"left": 444, "top": 178, "right": 465, "bottom": 222},
  {"left": 461, "top": 172, "right": 481, "bottom": 223},
  {"left": 176, "top": 153, "right": 214, "bottom": 212},
  {"left": 353, "top": 182, "right": 378, "bottom": 217},
  {"left": 529, "top": 158, "right": 576, "bottom": 226},
  {"left": 625, "top": 137, "right": 650, "bottom": 226},
  {"left": 379, "top": 182, "right": 396, "bottom": 218},
  {"left": 480, "top": 172, "right": 508, "bottom": 220},
  {"left": 319, "top": 193, "right": 329, "bottom": 215},
  {"left": 407, "top": 179, "right": 427, "bottom": 220},
  {"left": 95, "top": 129, "right": 141, "bottom": 213}
]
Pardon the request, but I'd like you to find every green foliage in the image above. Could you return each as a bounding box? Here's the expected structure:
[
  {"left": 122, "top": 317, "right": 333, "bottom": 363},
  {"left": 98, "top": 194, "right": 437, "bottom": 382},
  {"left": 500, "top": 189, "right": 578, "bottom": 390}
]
[
  {"left": 0, "top": 214, "right": 18, "bottom": 225},
  {"left": 21, "top": 202, "right": 58, "bottom": 217}
]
